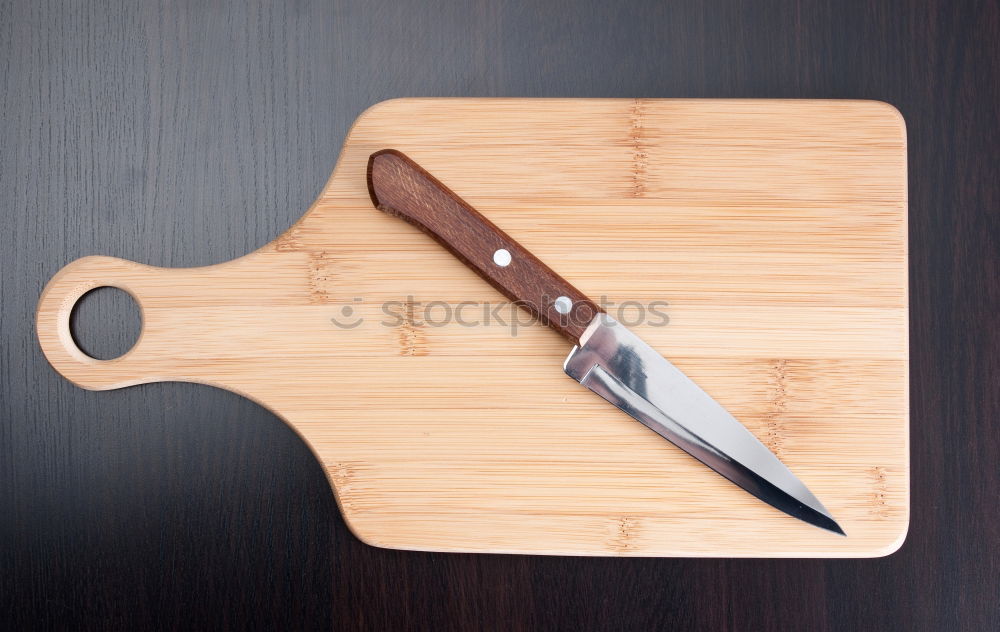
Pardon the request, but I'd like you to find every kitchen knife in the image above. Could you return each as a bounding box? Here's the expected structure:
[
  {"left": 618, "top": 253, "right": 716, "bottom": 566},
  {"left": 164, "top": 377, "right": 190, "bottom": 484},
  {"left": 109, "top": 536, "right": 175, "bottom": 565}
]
[{"left": 367, "top": 149, "right": 844, "bottom": 535}]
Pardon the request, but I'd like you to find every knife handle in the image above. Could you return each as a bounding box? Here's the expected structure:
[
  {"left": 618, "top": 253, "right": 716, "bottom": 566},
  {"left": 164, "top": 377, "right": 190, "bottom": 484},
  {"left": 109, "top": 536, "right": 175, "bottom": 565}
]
[{"left": 367, "top": 149, "right": 601, "bottom": 343}]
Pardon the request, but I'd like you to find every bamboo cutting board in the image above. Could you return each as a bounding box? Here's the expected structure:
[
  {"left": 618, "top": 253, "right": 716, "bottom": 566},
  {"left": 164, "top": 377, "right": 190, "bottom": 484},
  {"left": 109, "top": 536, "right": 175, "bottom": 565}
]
[{"left": 37, "top": 99, "right": 908, "bottom": 557}]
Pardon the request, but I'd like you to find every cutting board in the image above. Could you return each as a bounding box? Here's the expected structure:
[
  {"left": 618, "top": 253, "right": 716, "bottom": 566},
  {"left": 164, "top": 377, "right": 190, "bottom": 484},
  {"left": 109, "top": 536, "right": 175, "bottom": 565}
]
[{"left": 37, "top": 99, "right": 908, "bottom": 557}]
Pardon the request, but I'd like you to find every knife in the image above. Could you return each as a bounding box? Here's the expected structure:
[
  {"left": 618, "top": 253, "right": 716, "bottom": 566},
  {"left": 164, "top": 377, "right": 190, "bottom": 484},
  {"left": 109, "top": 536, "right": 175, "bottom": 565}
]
[{"left": 367, "top": 149, "right": 844, "bottom": 535}]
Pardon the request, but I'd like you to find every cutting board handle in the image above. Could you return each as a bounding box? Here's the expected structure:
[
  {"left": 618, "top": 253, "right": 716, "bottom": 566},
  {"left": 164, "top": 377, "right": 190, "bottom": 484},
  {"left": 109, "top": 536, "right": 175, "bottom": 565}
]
[
  {"left": 37, "top": 255, "right": 170, "bottom": 391},
  {"left": 368, "top": 149, "right": 602, "bottom": 343}
]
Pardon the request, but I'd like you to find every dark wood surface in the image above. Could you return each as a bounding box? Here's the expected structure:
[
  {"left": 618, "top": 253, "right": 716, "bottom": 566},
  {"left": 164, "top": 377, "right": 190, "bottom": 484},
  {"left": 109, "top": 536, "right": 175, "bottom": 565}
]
[
  {"left": 369, "top": 149, "right": 601, "bottom": 341},
  {"left": 2, "top": 1, "right": 997, "bottom": 629}
]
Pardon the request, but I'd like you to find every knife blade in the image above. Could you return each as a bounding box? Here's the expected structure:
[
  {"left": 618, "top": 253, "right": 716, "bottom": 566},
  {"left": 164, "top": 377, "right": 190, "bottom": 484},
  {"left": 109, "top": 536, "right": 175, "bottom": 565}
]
[{"left": 367, "top": 149, "right": 844, "bottom": 535}]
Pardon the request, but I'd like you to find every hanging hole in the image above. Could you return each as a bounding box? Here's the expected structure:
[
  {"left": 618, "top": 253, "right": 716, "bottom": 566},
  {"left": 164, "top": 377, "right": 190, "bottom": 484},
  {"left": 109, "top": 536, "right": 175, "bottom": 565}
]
[{"left": 69, "top": 286, "right": 141, "bottom": 360}]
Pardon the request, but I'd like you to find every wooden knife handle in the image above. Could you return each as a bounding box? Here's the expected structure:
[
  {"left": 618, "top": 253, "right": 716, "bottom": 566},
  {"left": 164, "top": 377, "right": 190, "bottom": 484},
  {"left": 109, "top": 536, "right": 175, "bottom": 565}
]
[{"left": 367, "top": 149, "right": 601, "bottom": 343}]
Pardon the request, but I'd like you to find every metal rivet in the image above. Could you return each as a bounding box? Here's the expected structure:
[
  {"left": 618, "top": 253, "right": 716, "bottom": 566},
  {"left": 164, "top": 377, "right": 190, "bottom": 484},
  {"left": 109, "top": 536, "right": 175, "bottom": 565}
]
[
  {"left": 493, "top": 248, "right": 512, "bottom": 267},
  {"left": 554, "top": 296, "right": 573, "bottom": 315}
]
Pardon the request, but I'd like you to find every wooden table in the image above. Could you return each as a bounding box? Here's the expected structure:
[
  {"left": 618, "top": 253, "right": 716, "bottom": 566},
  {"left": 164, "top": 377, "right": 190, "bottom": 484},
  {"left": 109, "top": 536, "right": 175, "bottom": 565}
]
[{"left": 3, "top": 1, "right": 997, "bottom": 630}]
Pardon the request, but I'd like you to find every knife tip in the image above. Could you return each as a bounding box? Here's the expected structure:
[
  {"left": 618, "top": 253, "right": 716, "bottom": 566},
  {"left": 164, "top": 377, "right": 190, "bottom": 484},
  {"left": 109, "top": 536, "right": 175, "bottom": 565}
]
[{"left": 810, "top": 511, "right": 847, "bottom": 536}]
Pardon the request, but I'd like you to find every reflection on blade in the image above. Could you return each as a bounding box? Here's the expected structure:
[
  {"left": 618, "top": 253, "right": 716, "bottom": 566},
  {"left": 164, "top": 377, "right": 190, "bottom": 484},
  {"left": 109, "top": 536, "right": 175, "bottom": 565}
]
[{"left": 564, "top": 314, "right": 844, "bottom": 535}]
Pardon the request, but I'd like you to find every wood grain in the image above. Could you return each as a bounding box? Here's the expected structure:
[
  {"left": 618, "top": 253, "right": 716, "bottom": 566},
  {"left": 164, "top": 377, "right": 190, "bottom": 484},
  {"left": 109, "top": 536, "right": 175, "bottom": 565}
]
[{"left": 35, "top": 98, "right": 908, "bottom": 557}]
